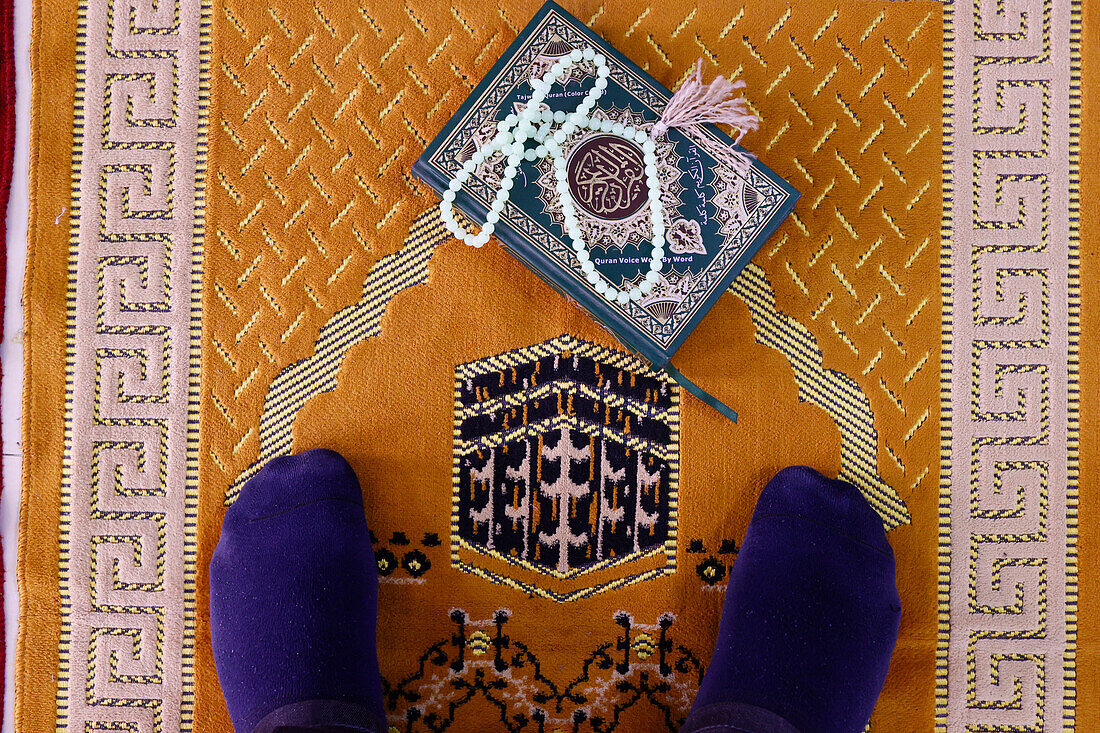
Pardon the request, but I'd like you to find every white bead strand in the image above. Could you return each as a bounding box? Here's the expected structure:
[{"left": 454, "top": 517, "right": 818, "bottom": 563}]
[{"left": 439, "top": 47, "right": 665, "bottom": 302}]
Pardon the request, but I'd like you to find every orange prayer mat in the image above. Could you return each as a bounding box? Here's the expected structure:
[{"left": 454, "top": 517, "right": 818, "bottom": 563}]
[{"left": 20, "top": 0, "right": 1097, "bottom": 731}]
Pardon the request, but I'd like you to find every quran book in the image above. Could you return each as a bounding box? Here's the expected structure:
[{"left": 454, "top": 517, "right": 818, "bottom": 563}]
[{"left": 413, "top": 1, "right": 799, "bottom": 369}]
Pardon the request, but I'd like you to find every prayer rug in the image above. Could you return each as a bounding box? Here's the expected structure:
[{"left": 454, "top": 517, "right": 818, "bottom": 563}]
[{"left": 18, "top": 0, "right": 1096, "bottom": 731}]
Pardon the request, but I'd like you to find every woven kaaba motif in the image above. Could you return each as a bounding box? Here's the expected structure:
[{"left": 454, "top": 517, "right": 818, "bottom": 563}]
[{"left": 452, "top": 335, "right": 680, "bottom": 601}]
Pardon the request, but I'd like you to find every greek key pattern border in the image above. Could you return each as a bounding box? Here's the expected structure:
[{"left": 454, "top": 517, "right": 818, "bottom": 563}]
[
  {"left": 57, "top": 0, "right": 210, "bottom": 731},
  {"left": 939, "top": 0, "right": 1080, "bottom": 729}
]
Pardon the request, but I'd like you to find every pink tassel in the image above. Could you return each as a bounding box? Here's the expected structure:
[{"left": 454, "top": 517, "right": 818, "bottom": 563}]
[{"left": 652, "top": 59, "right": 760, "bottom": 171}]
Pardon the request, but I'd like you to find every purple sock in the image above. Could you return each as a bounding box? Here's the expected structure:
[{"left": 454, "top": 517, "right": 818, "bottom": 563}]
[
  {"left": 210, "top": 449, "right": 386, "bottom": 733},
  {"left": 683, "top": 466, "right": 901, "bottom": 733}
]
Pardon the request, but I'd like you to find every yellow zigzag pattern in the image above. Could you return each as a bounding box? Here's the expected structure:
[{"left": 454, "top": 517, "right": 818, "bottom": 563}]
[
  {"left": 227, "top": 207, "right": 448, "bottom": 501},
  {"left": 231, "top": 211, "right": 908, "bottom": 531},
  {"left": 731, "top": 262, "right": 909, "bottom": 529}
]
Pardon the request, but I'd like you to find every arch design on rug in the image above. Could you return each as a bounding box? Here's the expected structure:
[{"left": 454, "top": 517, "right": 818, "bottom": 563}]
[
  {"left": 232, "top": 212, "right": 909, "bottom": 533},
  {"left": 227, "top": 207, "right": 449, "bottom": 502},
  {"left": 730, "top": 263, "right": 910, "bottom": 529}
]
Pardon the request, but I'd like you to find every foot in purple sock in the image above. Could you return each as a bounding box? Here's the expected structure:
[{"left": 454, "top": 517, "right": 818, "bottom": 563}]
[
  {"left": 210, "top": 449, "right": 386, "bottom": 733},
  {"left": 683, "top": 466, "right": 901, "bottom": 733}
]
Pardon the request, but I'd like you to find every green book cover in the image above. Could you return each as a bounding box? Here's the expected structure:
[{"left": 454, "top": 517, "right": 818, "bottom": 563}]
[{"left": 413, "top": 0, "right": 799, "bottom": 369}]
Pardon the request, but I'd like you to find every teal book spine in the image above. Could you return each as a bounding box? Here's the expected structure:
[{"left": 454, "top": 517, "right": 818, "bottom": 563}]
[{"left": 413, "top": 0, "right": 799, "bottom": 369}]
